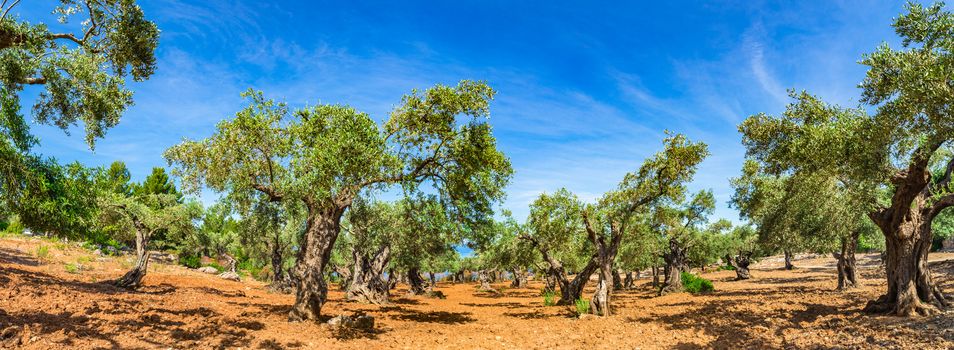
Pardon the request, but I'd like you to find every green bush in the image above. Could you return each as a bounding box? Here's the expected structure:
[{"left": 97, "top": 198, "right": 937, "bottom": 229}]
[
  {"left": 681, "top": 272, "right": 714, "bottom": 293},
  {"left": 542, "top": 290, "right": 556, "bottom": 306},
  {"left": 5, "top": 216, "right": 24, "bottom": 235},
  {"left": 574, "top": 297, "right": 590, "bottom": 315},
  {"left": 718, "top": 265, "right": 735, "bottom": 271},
  {"left": 179, "top": 254, "right": 201, "bottom": 269}
]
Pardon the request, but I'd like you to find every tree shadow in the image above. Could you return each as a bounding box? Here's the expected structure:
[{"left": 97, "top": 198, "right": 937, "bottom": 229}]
[
  {"left": 0, "top": 247, "right": 40, "bottom": 266},
  {"left": 389, "top": 309, "right": 475, "bottom": 324}
]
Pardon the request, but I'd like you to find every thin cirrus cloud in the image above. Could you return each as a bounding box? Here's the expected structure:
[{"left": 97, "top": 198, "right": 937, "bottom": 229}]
[{"left": 22, "top": 1, "right": 912, "bottom": 223}]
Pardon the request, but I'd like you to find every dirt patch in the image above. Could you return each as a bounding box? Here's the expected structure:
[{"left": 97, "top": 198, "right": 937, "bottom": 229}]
[{"left": 1, "top": 236, "right": 953, "bottom": 349}]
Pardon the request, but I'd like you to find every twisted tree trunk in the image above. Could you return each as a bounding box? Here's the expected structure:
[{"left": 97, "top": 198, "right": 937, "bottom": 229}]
[
  {"left": 510, "top": 268, "right": 527, "bottom": 288},
  {"left": 651, "top": 265, "right": 659, "bottom": 289},
  {"left": 345, "top": 245, "right": 391, "bottom": 304},
  {"left": 612, "top": 269, "right": 623, "bottom": 290},
  {"left": 834, "top": 232, "right": 859, "bottom": 290},
  {"left": 288, "top": 206, "right": 343, "bottom": 322},
  {"left": 115, "top": 226, "right": 150, "bottom": 289},
  {"left": 406, "top": 266, "right": 428, "bottom": 295},
  {"left": 477, "top": 269, "right": 496, "bottom": 292},
  {"left": 727, "top": 252, "right": 752, "bottom": 280},
  {"left": 659, "top": 237, "right": 688, "bottom": 295},
  {"left": 522, "top": 235, "right": 598, "bottom": 305},
  {"left": 623, "top": 271, "right": 634, "bottom": 289}
]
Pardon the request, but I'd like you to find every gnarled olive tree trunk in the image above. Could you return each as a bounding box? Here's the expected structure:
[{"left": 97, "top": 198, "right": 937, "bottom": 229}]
[
  {"left": 476, "top": 269, "right": 496, "bottom": 292},
  {"left": 612, "top": 269, "right": 623, "bottom": 290},
  {"left": 833, "top": 232, "right": 859, "bottom": 290},
  {"left": 288, "top": 206, "right": 344, "bottom": 322},
  {"left": 345, "top": 245, "right": 391, "bottom": 304},
  {"left": 659, "top": 237, "right": 688, "bottom": 295},
  {"left": 725, "top": 253, "right": 751, "bottom": 280},
  {"left": 115, "top": 226, "right": 151, "bottom": 289},
  {"left": 406, "top": 266, "right": 428, "bottom": 295},
  {"left": 510, "top": 268, "right": 528, "bottom": 288},
  {"left": 522, "top": 235, "right": 598, "bottom": 304},
  {"left": 623, "top": 271, "right": 634, "bottom": 289}
]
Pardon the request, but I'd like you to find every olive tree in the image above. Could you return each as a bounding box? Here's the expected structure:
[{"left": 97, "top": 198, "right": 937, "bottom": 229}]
[
  {"left": 524, "top": 188, "right": 597, "bottom": 304},
  {"left": 584, "top": 134, "right": 709, "bottom": 315},
  {"left": 739, "top": 2, "right": 954, "bottom": 316},
  {"left": 166, "top": 81, "right": 512, "bottom": 321},
  {"left": 98, "top": 192, "right": 199, "bottom": 288},
  {"left": 0, "top": 0, "right": 158, "bottom": 214}
]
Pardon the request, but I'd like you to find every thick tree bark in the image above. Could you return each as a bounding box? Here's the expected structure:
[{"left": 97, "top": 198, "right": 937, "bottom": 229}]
[
  {"left": 115, "top": 227, "right": 150, "bottom": 289},
  {"left": 585, "top": 217, "right": 622, "bottom": 316},
  {"left": 406, "top": 266, "right": 428, "bottom": 295},
  {"left": 623, "top": 271, "right": 634, "bottom": 290},
  {"left": 345, "top": 245, "right": 391, "bottom": 304},
  {"left": 612, "top": 269, "right": 623, "bottom": 290},
  {"left": 510, "top": 268, "right": 528, "bottom": 288},
  {"left": 834, "top": 232, "right": 859, "bottom": 290},
  {"left": 863, "top": 149, "right": 953, "bottom": 316},
  {"left": 477, "top": 269, "right": 496, "bottom": 292},
  {"left": 659, "top": 237, "right": 687, "bottom": 295},
  {"left": 865, "top": 211, "right": 948, "bottom": 315},
  {"left": 387, "top": 268, "right": 399, "bottom": 290},
  {"left": 288, "top": 206, "right": 343, "bottom": 322},
  {"left": 269, "top": 239, "right": 291, "bottom": 290},
  {"left": 725, "top": 253, "right": 751, "bottom": 280},
  {"left": 333, "top": 264, "right": 352, "bottom": 291},
  {"left": 543, "top": 267, "right": 557, "bottom": 293},
  {"left": 522, "top": 235, "right": 598, "bottom": 304},
  {"left": 783, "top": 250, "right": 795, "bottom": 270}
]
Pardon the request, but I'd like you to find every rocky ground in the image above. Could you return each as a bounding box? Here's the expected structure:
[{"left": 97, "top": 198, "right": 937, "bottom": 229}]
[{"left": 1, "top": 235, "right": 954, "bottom": 349}]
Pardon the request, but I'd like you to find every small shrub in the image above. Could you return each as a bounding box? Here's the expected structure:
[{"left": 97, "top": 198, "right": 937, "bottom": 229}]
[
  {"left": 206, "top": 262, "right": 225, "bottom": 272},
  {"left": 5, "top": 217, "right": 24, "bottom": 235},
  {"left": 542, "top": 290, "right": 556, "bottom": 306},
  {"left": 76, "top": 255, "right": 93, "bottom": 264},
  {"left": 65, "top": 263, "right": 80, "bottom": 274},
  {"left": 35, "top": 245, "right": 50, "bottom": 260},
  {"left": 574, "top": 297, "right": 590, "bottom": 315},
  {"left": 682, "top": 272, "right": 714, "bottom": 294},
  {"left": 179, "top": 255, "right": 201, "bottom": 269}
]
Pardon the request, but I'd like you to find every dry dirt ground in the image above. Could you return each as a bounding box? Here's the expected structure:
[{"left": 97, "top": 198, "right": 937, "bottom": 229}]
[{"left": 2, "top": 236, "right": 954, "bottom": 349}]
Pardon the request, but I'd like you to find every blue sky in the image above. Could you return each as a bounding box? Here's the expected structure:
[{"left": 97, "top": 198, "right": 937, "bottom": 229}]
[{"left": 21, "top": 1, "right": 912, "bottom": 223}]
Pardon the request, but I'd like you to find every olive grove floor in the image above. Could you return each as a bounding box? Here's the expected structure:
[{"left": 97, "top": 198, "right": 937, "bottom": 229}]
[{"left": 1, "top": 236, "right": 953, "bottom": 349}]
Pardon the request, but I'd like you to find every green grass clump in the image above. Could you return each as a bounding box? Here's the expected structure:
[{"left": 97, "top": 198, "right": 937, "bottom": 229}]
[
  {"left": 574, "top": 297, "right": 590, "bottom": 315},
  {"left": 542, "top": 290, "right": 556, "bottom": 306},
  {"left": 681, "top": 271, "right": 714, "bottom": 293},
  {"left": 35, "top": 245, "right": 50, "bottom": 260},
  {"left": 65, "top": 263, "right": 80, "bottom": 274}
]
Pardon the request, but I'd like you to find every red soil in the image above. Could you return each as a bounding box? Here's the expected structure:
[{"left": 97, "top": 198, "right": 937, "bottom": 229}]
[{"left": 1, "top": 236, "right": 953, "bottom": 349}]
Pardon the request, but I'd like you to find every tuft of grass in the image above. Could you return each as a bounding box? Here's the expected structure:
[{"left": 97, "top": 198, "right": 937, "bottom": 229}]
[
  {"left": 76, "top": 255, "right": 93, "bottom": 264},
  {"left": 65, "top": 263, "right": 80, "bottom": 274},
  {"left": 35, "top": 245, "right": 50, "bottom": 260},
  {"left": 681, "top": 272, "right": 714, "bottom": 294},
  {"left": 574, "top": 297, "right": 590, "bottom": 316},
  {"left": 542, "top": 290, "right": 556, "bottom": 306}
]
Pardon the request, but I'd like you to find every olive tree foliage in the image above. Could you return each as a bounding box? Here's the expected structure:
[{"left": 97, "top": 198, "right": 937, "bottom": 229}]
[
  {"left": 481, "top": 215, "right": 538, "bottom": 288},
  {"left": 165, "top": 81, "right": 512, "bottom": 321},
  {"left": 0, "top": 0, "right": 158, "bottom": 217},
  {"left": 738, "top": 1, "right": 954, "bottom": 317},
  {"left": 97, "top": 192, "right": 200, "bottom": 288},
  {"left": 524, "top": 188, "right": 596, "bottom": 304},
  {"left": 583, "top": 134, "right": 709, "bottom": 316}
]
